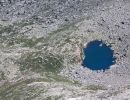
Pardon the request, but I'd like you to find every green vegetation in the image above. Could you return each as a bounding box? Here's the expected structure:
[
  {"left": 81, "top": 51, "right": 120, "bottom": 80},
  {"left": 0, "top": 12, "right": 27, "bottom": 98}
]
[
  {"left": 0, "top": 20, "right": 34, "bottom": 34},
  {"left": 0, "top": 35, "right": 44, "bottom": 49},
  {"left": 0, "top": 34, "right": 44, "bottom": 48},
  {"left": 18, "top": 51, "right": 64, "bottom": 73},
  {"left": 0, "top": 25, "right": 14, "bottom": 34},
  {"left": 13, "top": 20, "right": 34, "bottom": 28},
  {"left": 0, "top": 71, "right": 6, "bottom": 80},
  {"left": 14, "top": 36, "right": 42, "bottom": 48},
  {"left": 45, "top": 96, "right": 62, "bottom": 100},
  {"left": 0, "top": 21, "right": 36, "bottom": 48},
  {"left": 127, "top": 86, "right": 130, "bottom": 89},
  {"left": 0, "top": 80, "right": 47, "bottom": 100},
  {"left": 0, "top": 20, "right": 86, "bottom": 99},
  {"left": 82, "top": 85, "right": 107, "bottom": 91},
  {"left": 0, "top": 76, "right": 76, "bottom": 100}
]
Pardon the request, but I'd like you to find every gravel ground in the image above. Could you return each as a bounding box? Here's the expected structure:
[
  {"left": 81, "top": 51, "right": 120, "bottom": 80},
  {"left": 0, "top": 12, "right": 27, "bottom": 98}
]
[{"left": 0, "top": 0, "right": 130, "bottom": 99}]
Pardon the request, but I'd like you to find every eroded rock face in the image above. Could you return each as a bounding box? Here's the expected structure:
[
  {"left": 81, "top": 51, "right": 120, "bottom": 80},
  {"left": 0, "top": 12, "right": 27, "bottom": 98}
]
[{"left": 0, "top": 0, "right": 130, "bottom": 99}]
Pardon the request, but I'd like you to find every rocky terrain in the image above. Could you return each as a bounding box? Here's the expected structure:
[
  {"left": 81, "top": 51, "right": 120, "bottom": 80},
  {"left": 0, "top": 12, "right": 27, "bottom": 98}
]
[{"left": 0, "top": 0, "right": 130, "bottom": 99}]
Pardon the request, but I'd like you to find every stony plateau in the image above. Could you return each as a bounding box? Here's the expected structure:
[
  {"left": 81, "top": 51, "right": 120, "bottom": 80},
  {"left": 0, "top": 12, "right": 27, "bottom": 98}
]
[{"left": 0, "top": 0, "right": 130, "bottom": 100}]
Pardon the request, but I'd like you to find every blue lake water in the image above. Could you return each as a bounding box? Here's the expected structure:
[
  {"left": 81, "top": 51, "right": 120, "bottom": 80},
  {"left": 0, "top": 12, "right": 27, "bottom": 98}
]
[{"left": 82, "top": 40, "right": 116, "bottom": 71}]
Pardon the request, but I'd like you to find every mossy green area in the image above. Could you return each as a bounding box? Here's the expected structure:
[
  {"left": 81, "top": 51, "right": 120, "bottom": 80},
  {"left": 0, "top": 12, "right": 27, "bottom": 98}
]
[
  {"left": 0, "top": 80, "right": 47, "bottom": 100},
  {"left": 0, "top": 21, "right": 87, "bottom": 99},
  {"left": 82, "top": 85, "right": 107, "bottom": 91},
  {"left": 0, "top": 20, "right": 34, "bottom": 34},
  {"left": 18, "top": 51, "right": 64, "bottom": 73},
  {"left": 45, "top": 96, "right": 62, "bottom": 100},
  {"left": 0, "top": 34, "right": 41, "bottom": 48},
  {"left": 127, "top": 85, "right": 130, "bottom": 89},
  {"left": 0, "top": 21, "right": 82, "bottom": 75},
  {"left": 0, "top": 25, "right": 14, "bottom": 34},
  {"left": 0, "top": 20, "right": 79, "bottom": 48},
  {"left": 0, "top": 71, "right": 6, "bottom": 81},
  {"left": 0, "top": 20, "right": 84, "bottom": 77},
  {"left": 0, "top": 75, "right": 77, "bottom": 100}
]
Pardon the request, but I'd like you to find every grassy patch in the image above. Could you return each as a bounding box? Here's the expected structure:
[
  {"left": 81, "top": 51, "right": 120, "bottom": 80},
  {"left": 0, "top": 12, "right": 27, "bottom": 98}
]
[
  {"left": 15, "top": 36, "right": 41, "bottom": 47},
  {"left": 0, "top": 34, "right": 43, "bottom": 48},
  {"left": 0, "top": 20, "right": 34, "bottom": 34},
  {"left": 0, "top": 76, "right": 75, "bottom": 99},
  {"left": 127, "top": 85, "right": 130, "bottom": 89},
  {"left": 17, "top": 51, "right": 64, "bottom": 74},
  {"left": 82, "top": 85, "right": 107, "bottom": 91},
  {"left": 0, "top": 25, "right": 14, "bottom": 34},
  {"left": 45, "top": 96, "right": 62, "bottom": 100},
  {"left": 44, "top": 24, "right": 77, "bottom": 43},
  {"left": 0, "top": 71, "right": 6, "bottom": 80},
  {"left": 13, "top": 20, "right": 34, "bottom": 28},
  {"left": 0, "top": 79, "right": 47, "bottom": 100}
]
